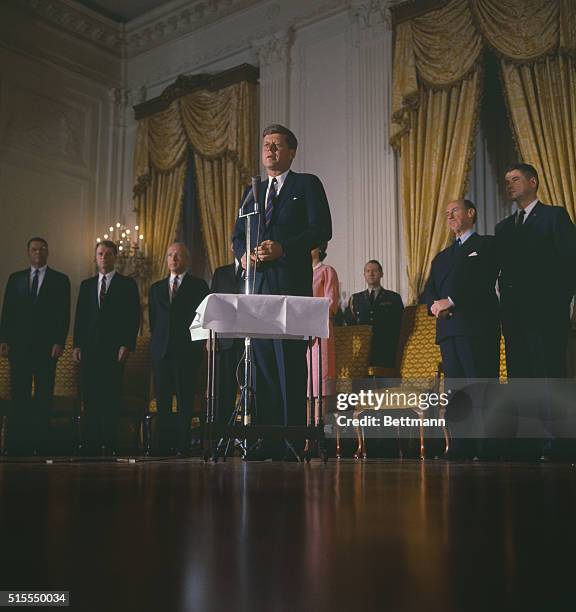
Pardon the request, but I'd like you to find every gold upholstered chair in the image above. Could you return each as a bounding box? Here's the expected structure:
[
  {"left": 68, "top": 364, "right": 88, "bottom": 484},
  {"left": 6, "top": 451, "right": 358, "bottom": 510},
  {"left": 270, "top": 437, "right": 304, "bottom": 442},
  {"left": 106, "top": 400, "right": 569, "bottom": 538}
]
[
  {"left": 119, "top": 335, "right": 152, "bottom": 454},
  {"left": 499, "top": 335, "right": 507, "bottom": 380},
  {"left": 333, "top": 325, "right": 372, "bottom": 457},
  {"left": 50, "top": 337, "right": 82, "bottom": 453},
  {"left": 353, "top": 304, "right": 444, "bottom": 459}
]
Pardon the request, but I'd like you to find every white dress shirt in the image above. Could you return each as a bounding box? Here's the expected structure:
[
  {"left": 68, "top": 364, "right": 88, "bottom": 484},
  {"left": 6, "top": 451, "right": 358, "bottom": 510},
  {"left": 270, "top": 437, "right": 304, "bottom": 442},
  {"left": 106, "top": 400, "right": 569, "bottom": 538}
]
[
  {"left": 98, "top": 270, "right": 116, "bottom": 306},
  {"left": 456, "top": 228, "right": 474, "bottom": 245},
  {"left": 169, "top": 272, "right": 185, "bottom": 302},
  {"left": 517, "top": 198, "right": 539, "bottom": 223},
  {"left": 264, "top": 169, "right": 290, "bottom": 205},
  {"left": 29, "top": 265, "right": 47, "bottom": 292},
  {"left": 367, "top": 287, "right": 382, "bottom": 301}
]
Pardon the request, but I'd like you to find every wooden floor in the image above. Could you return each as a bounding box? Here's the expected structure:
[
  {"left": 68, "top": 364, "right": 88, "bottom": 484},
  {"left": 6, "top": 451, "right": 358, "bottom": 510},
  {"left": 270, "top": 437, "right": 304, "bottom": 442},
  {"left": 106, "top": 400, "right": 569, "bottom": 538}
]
[{"left": 1, "top": 457, "right": 575, "bottom": 612}]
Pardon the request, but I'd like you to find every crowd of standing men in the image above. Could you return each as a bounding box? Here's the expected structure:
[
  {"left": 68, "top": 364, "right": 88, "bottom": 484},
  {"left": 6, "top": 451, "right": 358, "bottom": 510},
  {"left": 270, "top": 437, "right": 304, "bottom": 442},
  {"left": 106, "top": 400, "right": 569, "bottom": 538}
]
[{"left": 1, "top": 122, "right": 574, "bottom": 461}]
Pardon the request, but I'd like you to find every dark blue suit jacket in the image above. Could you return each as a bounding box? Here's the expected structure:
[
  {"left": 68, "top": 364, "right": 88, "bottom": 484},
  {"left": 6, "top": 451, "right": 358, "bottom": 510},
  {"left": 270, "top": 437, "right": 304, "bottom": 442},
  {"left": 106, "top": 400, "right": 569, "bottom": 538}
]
[
  {"left": 149, "top": 273, "right": 209, "bottom": 361},
  {"left": 73, "top": 273, "right": 140, "bottom": 353},
  {"left": 424, "top": 233, "right": 500, "bottom": 344},
  {"left": 495, "top": 201, "right": 576, "bottom": 331},
  {"left": 232, "top": 170, "right": 332, "bottom": 296},
  {"left": 0, "top": 267, "right": 70, "bottom": 349}
]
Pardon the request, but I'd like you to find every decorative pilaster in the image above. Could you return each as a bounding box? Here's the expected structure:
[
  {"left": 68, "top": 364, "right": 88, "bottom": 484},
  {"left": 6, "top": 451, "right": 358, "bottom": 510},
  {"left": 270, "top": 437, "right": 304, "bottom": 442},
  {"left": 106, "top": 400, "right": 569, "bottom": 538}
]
[
  {"left": 348, "top": 0, "right": 400, "bottom": 295},
  {"left": 252, "top": 30, "right": 292, "bottom": 137}
]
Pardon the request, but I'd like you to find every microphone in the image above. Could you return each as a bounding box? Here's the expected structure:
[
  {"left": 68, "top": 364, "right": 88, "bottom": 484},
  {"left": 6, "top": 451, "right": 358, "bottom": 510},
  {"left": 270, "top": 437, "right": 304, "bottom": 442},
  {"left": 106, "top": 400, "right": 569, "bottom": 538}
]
[{"left": 251, "top": 176, "right": 260, "bottom": 213}]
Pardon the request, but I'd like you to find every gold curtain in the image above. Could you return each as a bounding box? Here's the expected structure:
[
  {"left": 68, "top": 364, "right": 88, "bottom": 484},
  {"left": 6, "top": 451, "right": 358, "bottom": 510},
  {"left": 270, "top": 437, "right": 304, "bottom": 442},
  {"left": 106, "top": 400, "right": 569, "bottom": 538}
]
[
  {"left": 401, "top": 73, "right": 481, "bottom": 301},
  {"left": 133, "top": 80, "right": 258, "bottom": 281},
  {"left": 180, "top": 81, "right": 257, "bottom": 271},
  {"left": 133, "top": 105, "right": 189, "bottom": 283},
  {"left": 392, "top": 0, "right": 576, "bottom": 301},
  {"left": 501, "top": 55, "right": 576, "bottom": 220},
  {"left": 392, "top": 0, "right": 483, "bottom": 302}
]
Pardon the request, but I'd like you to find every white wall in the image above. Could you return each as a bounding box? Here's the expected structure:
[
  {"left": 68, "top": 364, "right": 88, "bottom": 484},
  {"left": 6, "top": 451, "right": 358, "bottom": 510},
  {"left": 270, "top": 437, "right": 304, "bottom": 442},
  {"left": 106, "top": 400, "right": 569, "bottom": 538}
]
[
  {"left": 0, "top": 0, "right": 404, "bottom": 316},
  {"left": 0, "top": 1, "right": 123, "bottom": 315},
  {"left": 124, "top": 0, "right": 403, "bottom": 304}
]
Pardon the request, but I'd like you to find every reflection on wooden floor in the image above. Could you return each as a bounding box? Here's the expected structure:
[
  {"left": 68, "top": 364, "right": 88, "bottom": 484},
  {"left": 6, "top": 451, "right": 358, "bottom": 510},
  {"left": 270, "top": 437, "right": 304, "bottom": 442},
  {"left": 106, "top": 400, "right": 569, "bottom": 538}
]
[{"left": 0, "top": 458, "right": 575, "bottom": 612}]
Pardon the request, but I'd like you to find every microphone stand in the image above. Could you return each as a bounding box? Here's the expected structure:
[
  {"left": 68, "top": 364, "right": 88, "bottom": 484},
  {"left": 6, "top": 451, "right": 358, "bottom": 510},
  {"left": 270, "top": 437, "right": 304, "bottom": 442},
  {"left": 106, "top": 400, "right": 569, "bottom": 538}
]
[{"left": 237, "top": 185, "right": 260, "bottom": 455}]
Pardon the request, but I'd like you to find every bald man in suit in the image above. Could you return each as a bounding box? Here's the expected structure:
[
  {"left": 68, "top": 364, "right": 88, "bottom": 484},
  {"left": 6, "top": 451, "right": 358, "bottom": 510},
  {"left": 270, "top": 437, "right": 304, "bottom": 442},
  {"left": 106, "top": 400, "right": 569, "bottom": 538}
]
[{"left": 149, "top": 243, "right": 209, "bottom": 455}]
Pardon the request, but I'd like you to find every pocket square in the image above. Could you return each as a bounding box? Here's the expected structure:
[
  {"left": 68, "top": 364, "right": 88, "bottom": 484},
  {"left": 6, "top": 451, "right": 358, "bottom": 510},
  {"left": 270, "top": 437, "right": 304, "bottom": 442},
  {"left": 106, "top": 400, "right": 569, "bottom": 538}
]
[
  {"left": 292, "top": 196, "right": 299, "bottom": 200},
  {"left": 468, "top": 251, "right": 478, "bottom": 257}
]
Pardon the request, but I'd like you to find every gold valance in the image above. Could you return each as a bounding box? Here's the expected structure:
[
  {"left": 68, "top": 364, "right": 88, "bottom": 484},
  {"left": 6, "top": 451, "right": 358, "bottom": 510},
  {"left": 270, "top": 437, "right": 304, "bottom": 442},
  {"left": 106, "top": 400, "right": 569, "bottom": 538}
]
[
  {"left": 133, "top": 79, "right": 258, "bottom": 280},
  {"left": 392, "top": 0, "right": 576, "bottom": 146}
]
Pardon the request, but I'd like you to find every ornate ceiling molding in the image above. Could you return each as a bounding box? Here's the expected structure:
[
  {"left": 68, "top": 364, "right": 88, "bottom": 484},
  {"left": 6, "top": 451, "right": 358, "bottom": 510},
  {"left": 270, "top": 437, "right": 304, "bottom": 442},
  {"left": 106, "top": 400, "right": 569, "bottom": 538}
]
[
  {"left": 252, "top": 30, "right": 292, "bottom": 69},
  {"left": 125, "top": 0, "right": 262, "bottom": 57},
  {"left": 351, "top": 0, "right": 406, "bottom": 29},
  {"left": 19, "top": 0, "right": 123, "bottom": 54}
]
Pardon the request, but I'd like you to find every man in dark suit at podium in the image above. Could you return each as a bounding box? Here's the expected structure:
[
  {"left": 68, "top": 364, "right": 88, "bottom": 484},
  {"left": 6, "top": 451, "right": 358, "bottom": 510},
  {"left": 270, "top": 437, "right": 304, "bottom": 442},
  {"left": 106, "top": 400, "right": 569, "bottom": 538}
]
[
  {"left": 232, "top": 124, "right": 332, "bottom": 451},
  {"left": 73, "top": 240, "right": 140, "bottom": 455},
  {"left": 149, "top": 242, "right": 209, "bottom": 455},
  {"left": 0, "top": 237, "right": 70, "bottom": 454},
  {"left": 210, "top": 256, "right": 243, "bottom": 426},
  {"left": 345, "top": 260, "right": 404, "bottom": 368}
]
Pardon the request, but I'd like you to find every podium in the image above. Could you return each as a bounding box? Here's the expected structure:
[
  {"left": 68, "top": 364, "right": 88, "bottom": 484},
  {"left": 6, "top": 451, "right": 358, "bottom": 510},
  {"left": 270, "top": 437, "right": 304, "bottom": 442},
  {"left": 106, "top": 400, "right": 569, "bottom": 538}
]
[{"left": 190, "top": 293, "right": 330, "bottom": 462}]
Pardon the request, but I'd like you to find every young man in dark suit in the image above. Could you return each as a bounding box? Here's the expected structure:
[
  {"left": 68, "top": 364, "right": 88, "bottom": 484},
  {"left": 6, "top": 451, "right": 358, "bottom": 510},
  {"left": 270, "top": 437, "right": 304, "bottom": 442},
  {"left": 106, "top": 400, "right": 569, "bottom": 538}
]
[
  {"left": 73, "top": 240, "right": 140, "bottom": 456},
  {"left": 232, "top": 124, "right": 332, "bottom": 456},
  {"left": 496, "top": 164, "right": 576, "bottom": 379},
  {"left": 345, "top": 260, "right": 404, "bottom": 368},
  {"left": 424, "top": 200, "right": 501, "bottom": 459},
  {"left": 495, "top": 164, "right": 576, "bottom": 459},
  {"left": 149, "top": 242, "right": 209, "bottom": 455},
  {"left": 0, "top": 237, "right": 70, "bottom": 454},
  {"left": 210, "top": 256, "right": 243, "bottom": 426}
]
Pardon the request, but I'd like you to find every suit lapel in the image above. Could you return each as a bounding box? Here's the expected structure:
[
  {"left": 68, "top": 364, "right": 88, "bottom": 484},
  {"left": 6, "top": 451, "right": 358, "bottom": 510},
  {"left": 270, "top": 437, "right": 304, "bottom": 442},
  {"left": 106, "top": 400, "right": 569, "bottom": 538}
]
[
  {"left": 35, "top": 267, "right": 50, "bottom": 302},
  {"left": 437, "top": 242, "right": 459, "bottom": 286},
  {"left": 160, "top": 277, "right": 171, "bottom": 305},
  {"left": 458, "top": 232, "right": 479, "bottom": 258},
  {"left": 17, "top": 270, "right": 29, "bottom": 299},
  {"left": 522, "top": 201, "right": 543, "bottom": 228},
  {"left": 106, "top": 272, "right": 121, "bottom": 302},
  {"left": 269, "top": 170, "right": 296, "bottom": 223},
  {"left": 90, "top": 276, "right": 99, "bottom": 312}
]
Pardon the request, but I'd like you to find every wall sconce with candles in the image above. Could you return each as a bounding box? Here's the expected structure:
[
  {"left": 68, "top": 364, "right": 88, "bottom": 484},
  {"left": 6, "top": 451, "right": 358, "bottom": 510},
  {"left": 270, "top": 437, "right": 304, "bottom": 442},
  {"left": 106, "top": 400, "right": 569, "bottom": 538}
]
[{"left": 96, "top": 221, "right": 150, "bottom": 283}]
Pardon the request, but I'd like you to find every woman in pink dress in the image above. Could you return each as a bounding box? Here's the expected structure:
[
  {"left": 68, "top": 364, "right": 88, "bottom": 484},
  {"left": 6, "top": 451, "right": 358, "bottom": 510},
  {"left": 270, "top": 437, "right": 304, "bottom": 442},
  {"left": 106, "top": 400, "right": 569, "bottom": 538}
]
[{"left": 307, "top": 243, "right": 340, "bottom": 412}]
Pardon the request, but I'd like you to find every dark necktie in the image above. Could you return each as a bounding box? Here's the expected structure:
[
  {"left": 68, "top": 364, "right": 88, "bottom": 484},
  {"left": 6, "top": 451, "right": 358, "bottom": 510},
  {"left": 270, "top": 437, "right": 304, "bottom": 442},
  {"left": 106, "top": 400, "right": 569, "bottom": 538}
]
[
  {"left": 99, "top": 275, "right": 107, "bottom": 308},
  {"left": 171, "top": 275, "right": 179, "bottom": 302},
  {"left": 455, "top": 238, "right": 462, "bottom": 248},
  {"left": 30, "top": 269, "right": 39, "bottom": 303},
  {"left": 265, "top": 178, "right": 278, "bottom": 226},
  {"left": 369, "top": 290, "right": 375, "bottom": 304},
  {"left": 516, "top": 209, "right": 526, "bottom": 228}
]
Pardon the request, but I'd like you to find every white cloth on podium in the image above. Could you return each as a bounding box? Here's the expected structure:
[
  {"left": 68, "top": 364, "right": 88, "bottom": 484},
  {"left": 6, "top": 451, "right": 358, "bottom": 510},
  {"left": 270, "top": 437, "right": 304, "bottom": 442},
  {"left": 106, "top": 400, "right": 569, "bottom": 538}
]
[{"left": 189, "top": 293, "right": 330, "bottom": 341}]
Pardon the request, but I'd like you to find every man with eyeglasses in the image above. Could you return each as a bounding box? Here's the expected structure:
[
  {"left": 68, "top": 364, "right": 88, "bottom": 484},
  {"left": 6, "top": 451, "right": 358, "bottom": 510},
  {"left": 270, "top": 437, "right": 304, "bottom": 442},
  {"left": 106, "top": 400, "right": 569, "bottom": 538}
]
[
  {"left": 232, "top": 124, "right": 332, "bottom": 459},
  {"left": 0, "top": 237, "right": 70, "bottom": 455}
]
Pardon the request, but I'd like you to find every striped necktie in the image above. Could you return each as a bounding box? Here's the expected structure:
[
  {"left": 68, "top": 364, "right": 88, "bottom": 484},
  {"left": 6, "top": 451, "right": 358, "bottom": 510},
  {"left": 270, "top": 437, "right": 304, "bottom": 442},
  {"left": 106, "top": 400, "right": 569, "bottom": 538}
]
[
  {"left": 99, "top": 275, "right": 107, "bottom": 308},
  {"left": 30, "top": 269, "right": 40, "bottom": 303},
  {"left": 265, "top": 178, "right": 277, "bottom": 226},
  {"left": 171, "top": 275, "right": 179, "bottom": 302}
]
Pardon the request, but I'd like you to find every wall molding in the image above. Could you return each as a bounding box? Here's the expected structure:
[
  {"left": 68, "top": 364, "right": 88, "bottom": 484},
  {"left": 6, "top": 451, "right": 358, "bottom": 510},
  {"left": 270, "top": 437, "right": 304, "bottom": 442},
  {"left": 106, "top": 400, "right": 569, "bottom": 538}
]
[{"left": 18, "top": 0, "right": 123, "bottom": 55}]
